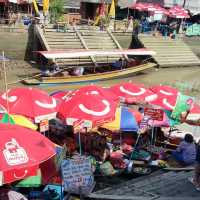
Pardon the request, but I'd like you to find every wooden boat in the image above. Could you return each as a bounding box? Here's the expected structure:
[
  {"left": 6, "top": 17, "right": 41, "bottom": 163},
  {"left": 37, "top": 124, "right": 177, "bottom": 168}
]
[
  {"left": 23, "top": 49, "right": 156, "bottom": 86},
  {"left": 23, "top": 62, "right": 156, "bottom": 86}
]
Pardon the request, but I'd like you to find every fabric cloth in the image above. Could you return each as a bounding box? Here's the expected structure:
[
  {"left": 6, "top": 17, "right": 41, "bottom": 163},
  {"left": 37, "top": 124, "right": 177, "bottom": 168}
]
[
  {"left": 172, "top": 151, "right": 184, "bottom": 163},
  {"left": 193, "top": 163, "right": 200, "bottom": 186},
  {"left": 196, "top": 145, "right": 200, "bottom": 163},
  {"left": 174, "top": 141, "right": 196, "bottom": 165},
  {"left": 73, "top": 67, "right": 84, "bottom": 76}
]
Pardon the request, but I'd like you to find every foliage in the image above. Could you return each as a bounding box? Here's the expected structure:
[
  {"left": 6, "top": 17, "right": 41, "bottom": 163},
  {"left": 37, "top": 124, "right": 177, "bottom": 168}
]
[
  {"left": 49, "top": 0, "right": 64, "bottom": 23},
  {"left": 99, "top": 15, "right": 110, "bottom": 27}
]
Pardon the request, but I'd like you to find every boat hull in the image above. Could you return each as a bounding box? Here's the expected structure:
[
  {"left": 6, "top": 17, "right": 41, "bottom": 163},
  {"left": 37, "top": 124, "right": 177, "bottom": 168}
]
[{"left": 23, "top": 63, "right": 156, "bottom": 86}]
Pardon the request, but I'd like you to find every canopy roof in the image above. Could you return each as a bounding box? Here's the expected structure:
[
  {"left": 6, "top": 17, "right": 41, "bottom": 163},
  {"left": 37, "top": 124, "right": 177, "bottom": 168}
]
[
  {"left": 118, "top": 0, "right": 200, "bottom": 14},
  {"left": 37, "top": 48, "right": 156, "bottom": 59}
]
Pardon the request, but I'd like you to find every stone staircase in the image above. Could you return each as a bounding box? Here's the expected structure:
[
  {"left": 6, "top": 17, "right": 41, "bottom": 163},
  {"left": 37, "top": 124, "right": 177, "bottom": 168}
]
[
  {"left": 139, "top": 35, "right": 200, "bottom": 67},
  {"left": 35, "top": 25, "right": 123, "bottom": 68}
]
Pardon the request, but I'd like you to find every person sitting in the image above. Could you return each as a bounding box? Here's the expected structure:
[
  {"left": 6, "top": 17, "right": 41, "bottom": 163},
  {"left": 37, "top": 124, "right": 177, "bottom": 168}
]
[
  {"left": 42, "top": 59, "right": 60, "bottom": 76},
  {"left": 172, "top": 133, "right": 196, "bottom": 166},
  {"left": 112, "top": 58, "right": 124, "bottom": 70},
  {"left": 72, "top": 67, "right": 84, "bottom": 76}
]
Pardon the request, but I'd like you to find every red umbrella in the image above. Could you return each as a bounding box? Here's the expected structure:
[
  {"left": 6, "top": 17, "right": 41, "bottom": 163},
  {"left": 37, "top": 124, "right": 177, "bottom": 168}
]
[
  {"left": 109, "top": 82, "right": 155, "bottom": 104},
  {"left": 149, "top": 85, "right": 179, "bottom": 96},
  {"left": 0, "top": 87, "right": 57, "bottom": 123},
  {"left": 71, "top": 85, "right": 119, "bottom": 102},
  {"left": 130, "top": 2, "right": 168, "bottom": 14},
  {"left": 130, "top": 2, "right": 147, "bottom": 11},
  {"left": 50, "top": 90, "right": 72, "bottom": 102},
  {"left": 147, "top": 85, "right": 179, "bottom": 110},
  {"left": 147, "top": 95, "right": 177, "bottom": 110},
  {"left": 50, "top": 90, "right": 72, "bottom": 111},
  {"left": 57, "top": 94, "right": 118, "bottom": 128},
  {"left": 169, "top": 5, "right": 190, "bottom": 18},
  {"left": 0, "top": 123, "right": 55, "bottom": 184}
]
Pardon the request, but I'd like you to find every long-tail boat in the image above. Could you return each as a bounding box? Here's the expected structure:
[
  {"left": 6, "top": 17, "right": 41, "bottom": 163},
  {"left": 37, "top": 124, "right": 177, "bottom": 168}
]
[{"left": 23, "top": 48, "right": 156, "bottom": 86}]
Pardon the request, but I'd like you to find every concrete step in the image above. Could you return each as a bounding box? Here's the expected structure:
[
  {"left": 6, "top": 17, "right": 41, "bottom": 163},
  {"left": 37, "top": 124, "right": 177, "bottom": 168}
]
[
  {"left": 139, "top": 35, "right": 200, "bottom": 67},
  {"left": 50, "top": 45, "right": 83, "bottom": 49},
  {"left": 46, "top": 38, "right": 81, "bottom": 42},
  {"left": 154, "top": 55, "right": 200, "bottom": 60}
]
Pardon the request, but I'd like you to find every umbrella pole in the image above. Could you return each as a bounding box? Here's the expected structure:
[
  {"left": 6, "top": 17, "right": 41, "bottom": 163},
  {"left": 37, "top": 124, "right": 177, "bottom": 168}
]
[
  {"left": 79, "top": 131, "right": 82, "bottom": 155},
  {"left": 2, "top": 51, "right": 10, "bottom": 122},
  {"left": 150, "top": 123, "right": 154, "bottom": 152}
]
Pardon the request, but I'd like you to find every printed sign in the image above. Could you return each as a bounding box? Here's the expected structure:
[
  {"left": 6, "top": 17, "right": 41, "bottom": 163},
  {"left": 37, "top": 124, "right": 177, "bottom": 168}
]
[
  {"left": 39, "top": 119, "right": 49, "bottom": 132},
  {"left": 3, "top": 138, "right": 29, "bottom": 166},
  {"left": 144, "top": 108, "right": 164, "bottom": 121},
  {"left": 61, "top": 156, "right": 95, "bottom": 195},
  {"left": 171, "top": 94, "right": 193, "bottom": 121}
]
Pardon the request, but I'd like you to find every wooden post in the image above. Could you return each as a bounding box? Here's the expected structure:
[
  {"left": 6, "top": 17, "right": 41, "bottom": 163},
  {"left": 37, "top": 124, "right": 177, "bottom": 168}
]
[{"left": 106, "top": 28, "right": 129, "bottom": 62}]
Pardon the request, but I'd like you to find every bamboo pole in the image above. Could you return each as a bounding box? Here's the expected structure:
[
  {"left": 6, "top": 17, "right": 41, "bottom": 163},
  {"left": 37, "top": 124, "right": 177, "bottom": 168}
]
[{"left": 2, "top": 51, "right": 10, "bottom": 122}]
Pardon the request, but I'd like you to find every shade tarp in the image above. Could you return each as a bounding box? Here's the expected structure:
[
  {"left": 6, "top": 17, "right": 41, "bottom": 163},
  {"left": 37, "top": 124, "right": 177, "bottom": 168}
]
[
  {"left": 102, "top": 107, "right": 139, "bottom": 132},
  {"left": 37, "top": 48, "right": 156, "bottom": 60}
]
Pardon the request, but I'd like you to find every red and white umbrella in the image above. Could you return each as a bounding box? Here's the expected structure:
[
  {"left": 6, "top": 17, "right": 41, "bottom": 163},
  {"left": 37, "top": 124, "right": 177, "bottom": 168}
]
[
  {"left": 57, "top": 93, "right": 118, "bottom": 128},
  {"left": 130, "top": 2, "right": 168, "bottom": 14},
  {"left": 149, "top": 85, "right": 179, "bottom": 96},
  {"left": 50, "top": 90, "right": 72, "bottom": 102},
  {"left": 0, "top": 87, "right": 57, "bottom": 123},
  {"left": 71, "top": 85, "right": 119, "bottom": 102},
  {"left": 169, "top": 5, "right": 190, "bottom": 18},
  {"left": 50, "top": 90, "right": 72, "bottom": 110},
  {"left": 147, "top": 85, "right": 179, "bottom": 110},
  {"left": 109, "top": 82, "right": 156, "bottom": 104},
  {"left": 0, "top": 123, "right": 55, "bottom": 185},
  {"left": 129, "top": 2, "right": 147, "bottom": 11}
]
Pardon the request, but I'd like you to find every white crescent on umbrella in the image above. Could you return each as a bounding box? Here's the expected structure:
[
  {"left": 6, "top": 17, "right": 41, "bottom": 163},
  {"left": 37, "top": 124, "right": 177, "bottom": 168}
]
[
  {"left": 35, "top": 98, "right": 57, "bottom": 109},
  {"left": 86, "top": 91, "right": 100, "bottom": 95},
  {"left": 163, "top": 98, "right": 175, "bottom": 110},
  {"left": 145, "top": 94, "right": 158, "bottom": 102},
  {"left": 159, "top": 89, "right": 175, "bottom": 96},
  {"left": 119, "top": 86, "right": 146, "bottom": 96},
  {"left": 13, "top": 169, "right": 28, "bottom": 179},
  {"left": 1, "top": 91, "right": 17, "bottom": 103},
  {"left": 79, "top": 99, "right": 110, "bottom": 116}
]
